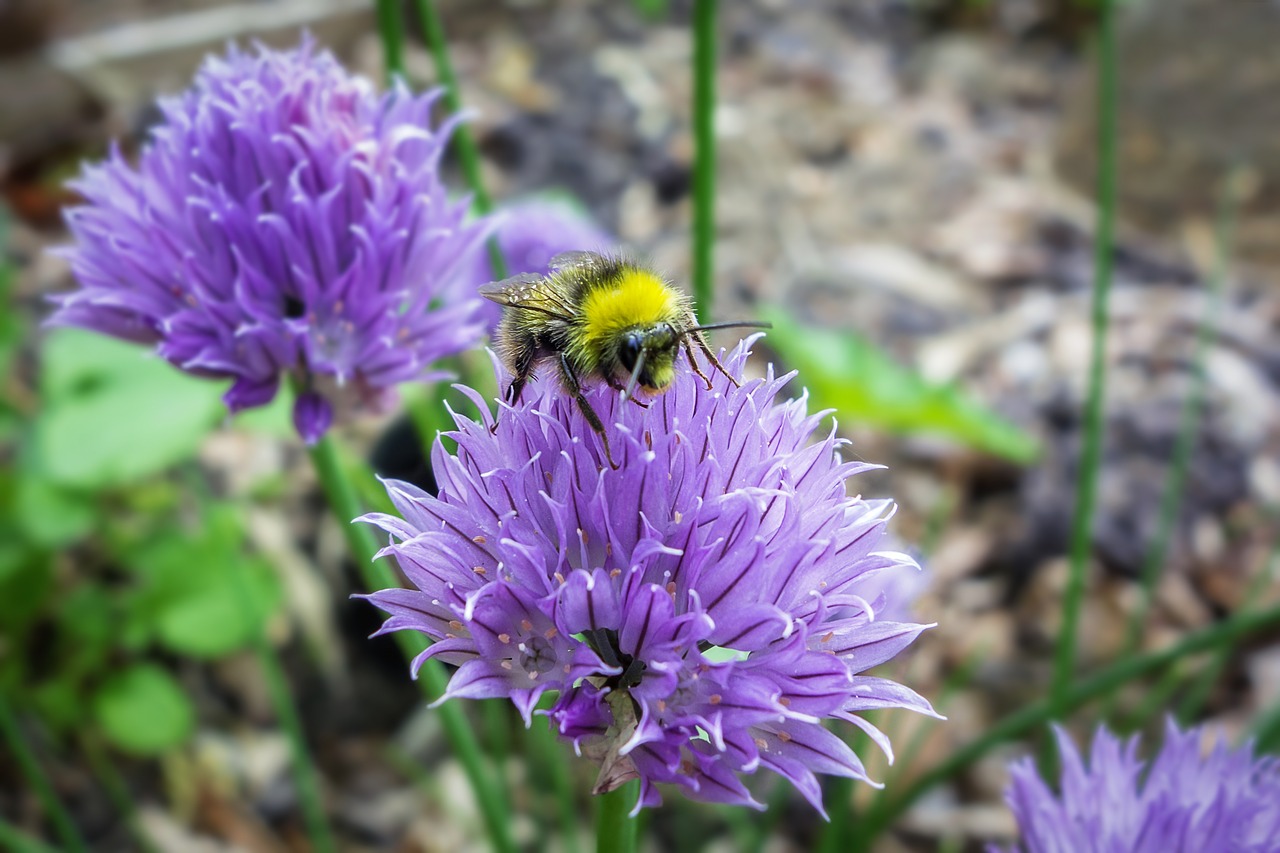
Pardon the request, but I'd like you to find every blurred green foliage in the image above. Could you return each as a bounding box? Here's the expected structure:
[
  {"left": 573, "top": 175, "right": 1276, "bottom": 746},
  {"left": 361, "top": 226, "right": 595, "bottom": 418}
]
[
  {"left": 763, "top": 308, "right": 1040, "bottom": 463},
  {"left": 35, "top": 330, "right": 225, "bottom": 488},
  {"left": 1, "top": 307, "right": 282, "bottom": 758}
]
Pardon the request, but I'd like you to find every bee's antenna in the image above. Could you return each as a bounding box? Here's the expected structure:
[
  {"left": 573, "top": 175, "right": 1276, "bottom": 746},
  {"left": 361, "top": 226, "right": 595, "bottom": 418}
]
[
  {"left": 622, "top": 349, "right": 647, "bottom": 402},
  {"left": 679, "top": 320, "right": 772, "bottom": 337}
]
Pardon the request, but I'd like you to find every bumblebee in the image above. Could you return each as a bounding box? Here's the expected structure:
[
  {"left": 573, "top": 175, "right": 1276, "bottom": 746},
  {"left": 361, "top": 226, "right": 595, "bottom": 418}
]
[{"left": 480, "top": 252, "right": 767, "bottom": 469}]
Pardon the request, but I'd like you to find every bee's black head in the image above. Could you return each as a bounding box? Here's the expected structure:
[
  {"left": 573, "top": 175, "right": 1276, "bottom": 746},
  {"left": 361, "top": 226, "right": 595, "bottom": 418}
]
[{"left": 619, "top": 323, "right": 679, "bottom": 391}]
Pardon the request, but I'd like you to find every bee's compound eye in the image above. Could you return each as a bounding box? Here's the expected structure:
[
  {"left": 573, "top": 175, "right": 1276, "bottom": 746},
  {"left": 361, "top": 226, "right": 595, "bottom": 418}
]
[
  {"left": 653, "top": 323, "right": 677, "bottom": 349},
  {"left": 620, "top": 334, "right": 642, "bottom": 372}
]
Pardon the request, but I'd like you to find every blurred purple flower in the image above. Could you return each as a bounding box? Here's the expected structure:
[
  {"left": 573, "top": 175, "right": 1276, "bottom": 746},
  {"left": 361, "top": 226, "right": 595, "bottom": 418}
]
[
  {"left": 998, "top": 721, "right": 1280, "bottom": 853},
  {"left": 459, "top": 197, "right": 616, "bottom": 330},
  {"left": 51, "top": 38, "right": 489, "bottom": 442},
  {"left": 360, "top": 337, "right": 937, "bottom": 814}
]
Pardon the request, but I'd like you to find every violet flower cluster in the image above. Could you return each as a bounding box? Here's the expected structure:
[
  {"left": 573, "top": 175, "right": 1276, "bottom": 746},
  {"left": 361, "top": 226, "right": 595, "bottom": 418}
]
[
  {"left": 362, "top": 337, "right": 937, "bottom": 813},
  {"left": 52, "top": 39, "right": 488, "bottom": 442},
  {"left": 999, "top": 721, "right": 1280, "bottom": 853}
]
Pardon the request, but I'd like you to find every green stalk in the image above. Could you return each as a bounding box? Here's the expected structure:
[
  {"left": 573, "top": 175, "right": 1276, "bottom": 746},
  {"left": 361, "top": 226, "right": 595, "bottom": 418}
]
[
  {"left": 529, "top": 706, "right": 584, "bottom": 853},
  {"left": 305, "top": 433, "right": 516, "bottom": 853},
  {"left": 885, "top": 646, "right": 985, "bottom": 786},
  {"left": 851, "top": 601, "right": 1280, "bottom": 849},
  {"left": 1051, "top": 0, "right": 1117, "bottom": 716},
  {"left": 1181, "top": 531, "right": 1279, "bottom": 723},
  {"left": 595, "top": 784, "right": 638, "bottom": 853},
  {"left": 414, "top": 0, "right": 493, "bottom": 216},
  {"left": 1253, "top": 703, "right": 1280, "bottom": 754},
  {"left": 0, "top": 818, "right": 62, "bottom": 853},
  {"left": 1121, "top": 657, "right": 1193, "bottom": 732},
  {"left": 0, "top": 694, "right": 87, "bottom": 853},
  {"left": 816, "top": 775, "right": 854, "bottom": 853},
  {"left": 691, "top": 0, "right": 718, "bottom": 324},
  {"left": 413, "top": 0, "right": 509, "bottom": 281},
  {"left": 375, "top": 0, "right": 407, "bottom": 79},
  {"left": 1119, "top": 173, "right": 1239, "bottom": 673},
  {"left": 482, "top": 700, "right": 511, "bottom": 773},
  {"left": 743, "top": 780, "right": 790, "bottom": 853},
  {"left": 240, "top": 582, "right": 336, "bottom": 853},
  {"left": 82, "top": 736, "right": 159, "bottom": 853},
  {"left": 181, "top": 465, "right": 335, "bottom": 853}
]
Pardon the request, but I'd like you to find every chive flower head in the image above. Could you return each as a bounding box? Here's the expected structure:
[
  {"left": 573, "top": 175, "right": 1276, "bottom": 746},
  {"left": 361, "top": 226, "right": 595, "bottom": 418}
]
[
  {"left": 361, "top": 337, "right": 937, "bottom": 813},
  {"left": 51, "top": 38, "right": 488, "bottom": 442},
  {"left": 999, "top": 721, "right": 1280, "bottom": 852}
]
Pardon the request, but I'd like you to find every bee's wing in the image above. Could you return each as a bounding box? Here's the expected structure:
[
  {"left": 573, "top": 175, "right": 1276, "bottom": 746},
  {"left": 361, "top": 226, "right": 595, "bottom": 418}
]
[
  {"left": 478, "top": 273, "right": 547, "bottom": 307},
  {"left": 478, "top": 272, "right": 575, "bottom": 320},
  {"left": 548, "top": 251, "right": 606, "bottom": 274}
]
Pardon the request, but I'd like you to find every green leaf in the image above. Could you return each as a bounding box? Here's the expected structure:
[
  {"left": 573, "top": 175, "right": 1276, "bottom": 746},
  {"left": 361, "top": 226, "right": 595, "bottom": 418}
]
[
  {"left": 35, "top": 329, "right": 225, "bottom": 488},
  {"left": 13, "top": 474, "right": 97, "bottom": 547},
  {"left": 154, "top": 557, "right": 281, "bottom": 659},
  {"left": 631, "top": 0, "right": 670, "bottom": 21},
  {"left": 761, "top": 309, "right": 1040, "bottom": 463},
  {"left": 230, "top": 381, "right": 293, "bottom": 437},
  {"left": 0, "top": 543, "right": 53, "bottom": 630},
  {"left": 30, "top": 679, "right": 88, "bottom": 732},
  {"left": 121, "top": 509, "right": 281, "bottom": 659},
  {"left": 92, "top": 664, "right": 194, "bottom": 756}
]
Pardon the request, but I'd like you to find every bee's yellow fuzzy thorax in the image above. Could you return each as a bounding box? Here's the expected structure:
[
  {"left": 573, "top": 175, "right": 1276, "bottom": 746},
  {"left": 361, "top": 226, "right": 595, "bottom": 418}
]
[{"left": 578, "top": 267, "right": 681, "bottom": 349}]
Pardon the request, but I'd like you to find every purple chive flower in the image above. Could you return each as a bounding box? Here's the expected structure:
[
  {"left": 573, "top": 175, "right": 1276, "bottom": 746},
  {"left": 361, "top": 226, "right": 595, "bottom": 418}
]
[
  {"left": 360, "top": 337, "right": 938, "bottom": 814},
  {"left": 998, "top": 721, "right": 1280, "bottom": 853},
  {"left": 458, "top": 197, "right": 616, "bottom": 329},
  {"left": 51, "top": 38, "right": 489, "bottom": 443}
]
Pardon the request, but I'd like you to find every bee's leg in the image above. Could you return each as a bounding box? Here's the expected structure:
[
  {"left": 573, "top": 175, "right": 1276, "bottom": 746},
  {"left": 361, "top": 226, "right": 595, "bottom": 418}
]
[
  {"left": 605, "top": 376, "right": 650, "bottom": 409},
  {"left": 687, "top": 331, "right": 741, "bottom": 389},
  {"left": 558, "top": 353, "right": 619, "bottom": 470},
  {"left": 492, "top": 348, "right": 537, "bottom": 434},
  {"left": 506, "top": 346, "right": 536, "bottom": 404},
  {"left": 685, "top": 343, "right": 715, "bottom": 390}
]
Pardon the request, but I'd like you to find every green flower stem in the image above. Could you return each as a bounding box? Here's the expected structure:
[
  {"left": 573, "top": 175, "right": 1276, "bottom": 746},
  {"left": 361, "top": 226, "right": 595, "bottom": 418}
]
[
  {"left": 305, "top": 433, "right": 516, "bottom": 853},
  {"left": 241, "top": 583, "right": 336, "bottom": 853},
  {"left": 718, "top": 801, "right": 757, "bottom": 852},
  {"left": 414, "top": 0, "right": 490, "bottom": 213},
  {"left": 413, "top": 0, "right": 509, "bottom": 280},
  {"left": 816, "top": 775, "right": 855, "bottom": 853},
  {"left": 851, "top": 601, "right": 1280, "bottom": 849},
  {"left": 82, "top": 735, "right": 158, "bottom": 853},
  {"left": 375, "top": 0, "right": 407, "bottom": 79},
  {"left": 691, "top": 0, "right": 718, "bottom": 324},
  {"left": 1181, "top": 531, "right": 1279, "bottom": 723},
  {"left": 1119, "top": 171, "right": 1241, "bottom": 674},
  {"left": 595, "top": 783, "right": 638, "bottom": 853},
  {"left": 1122, "top": 657, "right": 1193, "bottom": 732},
  {"left": 482, "top": 700, "right": 511, "bottom": 772},
  {"left": 1252, "top": 701, "right": 1280, "bottom": 754},
  {"left": 882, "top": 645, "right": 985, "bottom": 790},
  {"left": 529, "top": 705, "right": 583, "bottom": 853},
  {"left": 1052, "top": 0, "right": 1117, "bottom": 716},
  {"left": 180, "top": 465, "right": 335, "bottom": 853},
  {"left": 0, "top": 817, "right": 62, "bottom": 853},
  {"left": 743, "top": 780, "right": 791, "bottom": 853},
  {"left": 0, "top": 694, "right": 87, "bottom": 853}
]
